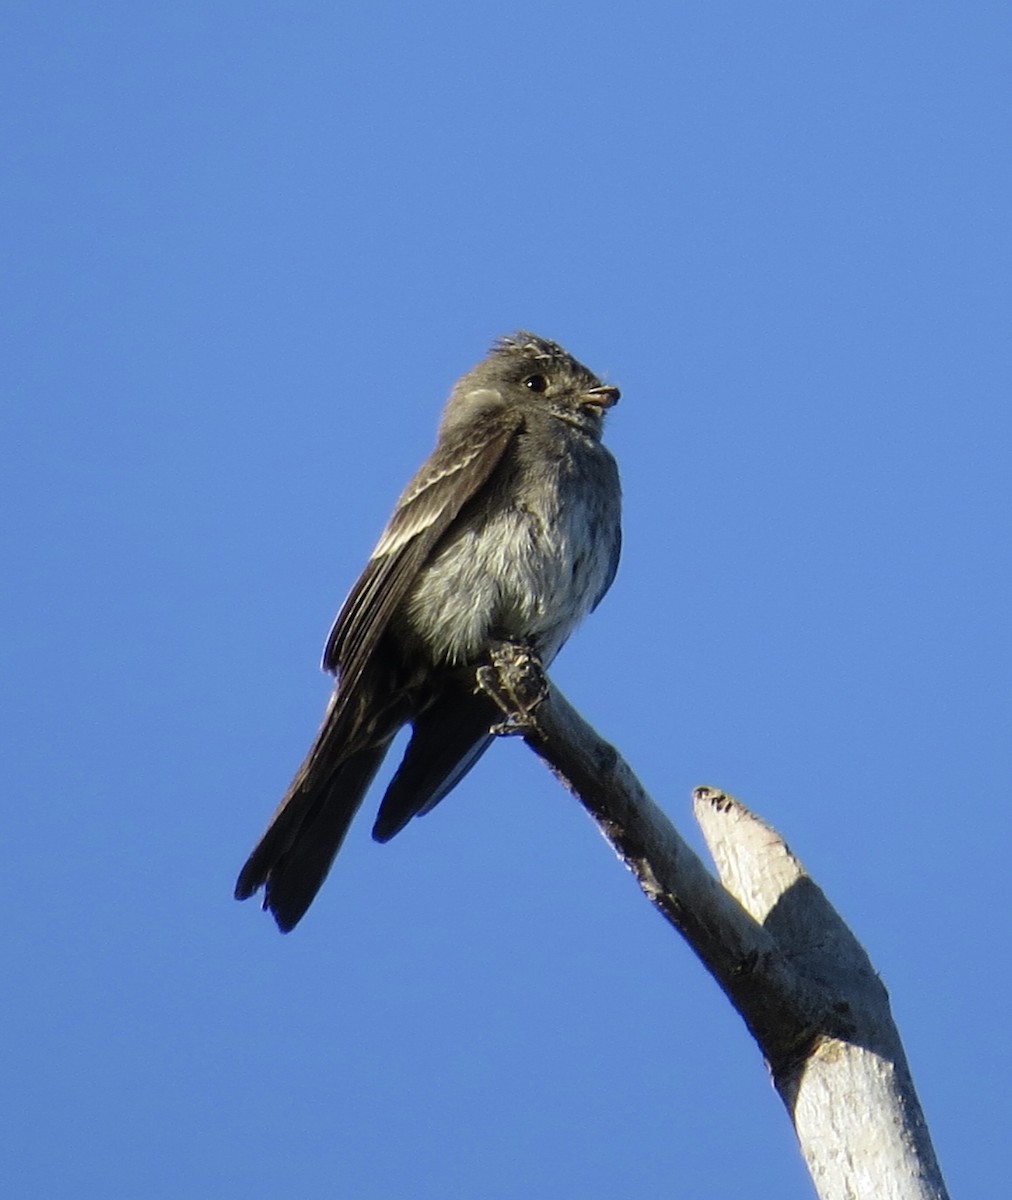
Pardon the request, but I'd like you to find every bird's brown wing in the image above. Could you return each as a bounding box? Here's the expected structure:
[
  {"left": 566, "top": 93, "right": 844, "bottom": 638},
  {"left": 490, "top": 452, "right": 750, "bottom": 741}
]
[
  {"left": 322, "top": 407, "right": 523, "bottom": 689},
  {"left": 234, "top": 410, "right": 523, "bottom": 929}
]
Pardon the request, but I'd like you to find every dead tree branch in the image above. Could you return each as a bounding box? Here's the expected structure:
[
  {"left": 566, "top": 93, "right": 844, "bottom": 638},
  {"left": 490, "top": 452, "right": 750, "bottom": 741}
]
[{"left": 477, "top": 643, "right": 949, "bottom": 1200}]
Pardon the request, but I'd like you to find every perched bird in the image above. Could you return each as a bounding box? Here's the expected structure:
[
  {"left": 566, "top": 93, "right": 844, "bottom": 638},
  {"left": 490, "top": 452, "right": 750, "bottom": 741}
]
[{"left": 235, "top": 332, "right": 622, "bottom": 931}]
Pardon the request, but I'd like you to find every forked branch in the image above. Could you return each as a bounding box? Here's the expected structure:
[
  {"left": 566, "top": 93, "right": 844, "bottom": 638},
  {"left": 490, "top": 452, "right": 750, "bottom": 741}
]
[{"left": 477, "top": 643, "right": 949, "bottom": 1200}]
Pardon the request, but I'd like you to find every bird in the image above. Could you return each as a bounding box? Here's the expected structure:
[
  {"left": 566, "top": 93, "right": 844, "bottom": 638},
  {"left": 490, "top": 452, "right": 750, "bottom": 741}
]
[{"left": 235, "top": 332, "right": 622, "bottom": 931}]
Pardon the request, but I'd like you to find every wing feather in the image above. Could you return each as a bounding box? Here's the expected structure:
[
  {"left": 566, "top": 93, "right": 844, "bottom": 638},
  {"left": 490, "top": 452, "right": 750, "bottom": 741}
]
[{"left": 322, "top": 410, "right": 522, "bottom": 687}]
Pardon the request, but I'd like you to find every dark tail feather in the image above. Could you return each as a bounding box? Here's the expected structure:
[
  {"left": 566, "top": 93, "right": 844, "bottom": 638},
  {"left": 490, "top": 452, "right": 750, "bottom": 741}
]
[
  {"left": 371, "top": 690, "right": 496, "bottom": 844},
  {"left": 235, "top": 715, "right": 390, "bottom": 932}
]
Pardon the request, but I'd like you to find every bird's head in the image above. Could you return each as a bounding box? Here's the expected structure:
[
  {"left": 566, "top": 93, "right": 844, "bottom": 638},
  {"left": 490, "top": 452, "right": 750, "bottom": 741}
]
[{"left": 442, "top": 331, "right": 619, "bottom": 438}]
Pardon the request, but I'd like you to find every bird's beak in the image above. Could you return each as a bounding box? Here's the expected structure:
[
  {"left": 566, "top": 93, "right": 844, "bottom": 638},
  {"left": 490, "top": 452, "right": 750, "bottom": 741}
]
[{"left": 579, "top": 384, "right": 620, "bottom": 412}]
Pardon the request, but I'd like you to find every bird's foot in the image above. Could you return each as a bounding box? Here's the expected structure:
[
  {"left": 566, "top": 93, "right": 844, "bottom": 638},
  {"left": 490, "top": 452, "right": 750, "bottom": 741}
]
[{"left": 476, "top": 640, "right": 549, "bottom": 736}]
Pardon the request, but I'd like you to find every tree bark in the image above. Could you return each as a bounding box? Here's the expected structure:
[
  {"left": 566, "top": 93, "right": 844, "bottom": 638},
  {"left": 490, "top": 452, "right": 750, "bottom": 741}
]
[{"left": 478, "top": 643, "right": 949, "bottom": 1200}]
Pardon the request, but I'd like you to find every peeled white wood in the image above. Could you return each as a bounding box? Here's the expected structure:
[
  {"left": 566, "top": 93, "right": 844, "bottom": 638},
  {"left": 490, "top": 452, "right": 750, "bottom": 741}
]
[
  {"left": 695, "top": 789, "right": 947, "bottom": 1200},
  {"left": 479, "top": 646, "right": 949, "bottom": 1200}
]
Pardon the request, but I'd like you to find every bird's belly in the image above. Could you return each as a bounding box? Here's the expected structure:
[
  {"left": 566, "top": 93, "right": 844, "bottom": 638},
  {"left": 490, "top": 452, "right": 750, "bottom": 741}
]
[{"left": 404, "top": 495, "right": 615, "bottom": 667}]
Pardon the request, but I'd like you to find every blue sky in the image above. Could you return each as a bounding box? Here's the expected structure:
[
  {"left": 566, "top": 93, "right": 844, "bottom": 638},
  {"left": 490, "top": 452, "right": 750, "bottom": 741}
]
[{"left": 4, "top": 3, "right": 1009, "bottom": 1196}]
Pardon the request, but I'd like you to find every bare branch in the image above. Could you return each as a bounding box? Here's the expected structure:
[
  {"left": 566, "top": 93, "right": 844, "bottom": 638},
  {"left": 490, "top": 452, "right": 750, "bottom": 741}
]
[{"left": 478, "top": 644, "right": 949, "bottom": 1200}]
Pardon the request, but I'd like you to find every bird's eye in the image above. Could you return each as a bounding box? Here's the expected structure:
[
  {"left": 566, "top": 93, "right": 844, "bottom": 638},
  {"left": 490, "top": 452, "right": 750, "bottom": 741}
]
[{"left": 523, "top": 374, "right": 548, "bottom": 393}]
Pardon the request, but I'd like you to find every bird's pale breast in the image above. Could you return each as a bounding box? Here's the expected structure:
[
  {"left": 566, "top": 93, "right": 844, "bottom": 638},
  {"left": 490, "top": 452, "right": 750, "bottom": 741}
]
[{"left": 404, "top": 425, "right": 619, "bottom": 666}]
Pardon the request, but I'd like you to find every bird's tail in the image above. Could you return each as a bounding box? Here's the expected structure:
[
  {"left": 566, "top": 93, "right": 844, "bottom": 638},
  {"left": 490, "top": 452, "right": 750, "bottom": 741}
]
[
  {"left": 234, "top": 697, "right": 391, "bottom": 932},
  {"left": 371, "top": 684, "right": 497, "bottom": 842}
]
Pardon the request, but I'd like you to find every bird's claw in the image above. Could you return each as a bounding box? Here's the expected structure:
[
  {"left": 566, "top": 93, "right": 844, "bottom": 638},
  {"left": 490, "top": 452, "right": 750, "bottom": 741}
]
[{"left": 475, "top": 641, "right": 549, "bottom": 736}]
